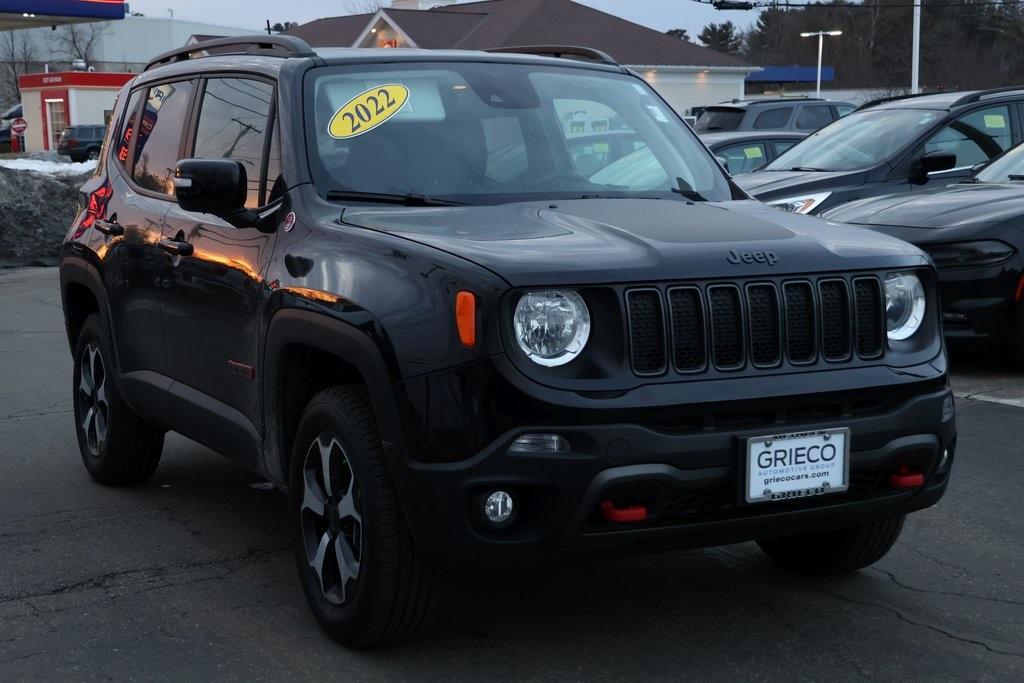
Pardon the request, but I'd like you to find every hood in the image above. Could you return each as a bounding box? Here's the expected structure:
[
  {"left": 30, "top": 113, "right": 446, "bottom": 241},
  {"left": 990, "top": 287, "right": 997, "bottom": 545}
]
[
  {"left": 735, "top": 169, "right": 864, "bottom": 199},
  {"left": 822, "top": 182, "right": 1024, "bottom": 229},
  {"left": 339, "top": 198, "right": 926, "bottom": 287}
]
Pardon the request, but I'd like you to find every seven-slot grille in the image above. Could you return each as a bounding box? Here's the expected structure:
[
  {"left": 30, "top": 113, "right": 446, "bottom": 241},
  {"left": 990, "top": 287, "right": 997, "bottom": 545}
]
[{"left": 626, "top": 276, "right": 885, "bottom": 376}]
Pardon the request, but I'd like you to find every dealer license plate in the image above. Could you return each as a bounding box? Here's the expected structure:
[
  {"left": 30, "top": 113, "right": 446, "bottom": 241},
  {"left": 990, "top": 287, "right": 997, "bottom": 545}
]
[{"left": 745, "top": 428, "right": 849, "bottom": 504}]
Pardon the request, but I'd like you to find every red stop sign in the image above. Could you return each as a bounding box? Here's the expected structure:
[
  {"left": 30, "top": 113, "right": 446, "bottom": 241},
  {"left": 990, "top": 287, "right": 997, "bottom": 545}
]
[{"left": 10, "top": 117, "right": 27, "bottom": 135}]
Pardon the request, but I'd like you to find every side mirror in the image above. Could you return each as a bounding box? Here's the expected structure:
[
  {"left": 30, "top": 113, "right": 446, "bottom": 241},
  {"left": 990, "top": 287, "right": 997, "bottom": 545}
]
[
  {"left": 914, "top": 150, "right": 957, "bottom": 183},
  {"left": 174, "top": 158, "right": 247, "bottom": 217}
]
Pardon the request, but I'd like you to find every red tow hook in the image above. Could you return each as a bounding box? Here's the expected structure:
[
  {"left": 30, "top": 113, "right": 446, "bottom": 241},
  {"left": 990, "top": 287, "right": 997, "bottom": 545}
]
[
  {"left": 600, "top": 500, "right": 648, "bottom": 523},
  {"left": 889, "top": 465, "right": 925, "bottom": 489}
]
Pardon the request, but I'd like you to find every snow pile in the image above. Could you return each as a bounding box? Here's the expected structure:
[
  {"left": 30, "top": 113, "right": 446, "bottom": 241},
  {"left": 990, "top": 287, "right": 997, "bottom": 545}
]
[
  {"left": 0, "top": 164, "right": 92, "bottom": 266},
  {"left": 0, "top": 158, "right": 98, "bottom": 176}
]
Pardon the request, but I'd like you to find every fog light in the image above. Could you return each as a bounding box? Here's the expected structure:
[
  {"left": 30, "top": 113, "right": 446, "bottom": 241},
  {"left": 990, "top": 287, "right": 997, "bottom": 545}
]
[
  {"left": 483, "top": 490, "right": 514, "bottom": 526},
  {"left": 508, "top": 433, "right": 569, "bottom": 454},
  {"left": 937, "top": 447, "right": 951, "bottom": 472}
]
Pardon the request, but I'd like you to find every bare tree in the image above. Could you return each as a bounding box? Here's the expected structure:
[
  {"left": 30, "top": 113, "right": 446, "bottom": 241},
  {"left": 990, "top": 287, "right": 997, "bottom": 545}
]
[
  {"left": 0, "top": 30, "right": 39, "bottom": 106},
  {"left": 50, "top": 22, "right": 109, "bottom": 66}
]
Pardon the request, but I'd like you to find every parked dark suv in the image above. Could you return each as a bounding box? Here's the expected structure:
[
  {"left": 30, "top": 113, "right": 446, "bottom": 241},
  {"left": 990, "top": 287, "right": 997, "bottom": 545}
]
[
  {"left": 58, "top": 124, "right": 106, "bottom": 161},
  {"left": 58, "top": 37, "right": 955, "bottom": 647},
  {"left": 737, "top": 88, "right": 1024, "bottom": 215}
]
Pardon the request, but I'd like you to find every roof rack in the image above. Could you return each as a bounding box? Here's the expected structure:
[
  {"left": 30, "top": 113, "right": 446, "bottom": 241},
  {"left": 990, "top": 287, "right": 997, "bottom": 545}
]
[
  {"left": 953, "top": 85, "right": 1024, "bottom": 107},
  {"left": 856, "top": 91, "right": 943, "bottom": 110},
  {"left": 144, "top": 35, "right": 316, "bottom": 72},
  {"left": 485, "top": 45, "right": 618, "bottom": 66}
]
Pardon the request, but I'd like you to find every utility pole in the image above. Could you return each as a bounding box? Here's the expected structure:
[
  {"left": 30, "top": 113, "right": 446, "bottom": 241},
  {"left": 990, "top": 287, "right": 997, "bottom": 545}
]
[
  {"left": 800, "top": 30, "right": 842, "bottom": 99},
  {"left": 911, "top": 0, "right": 921, "bottom": 93}
]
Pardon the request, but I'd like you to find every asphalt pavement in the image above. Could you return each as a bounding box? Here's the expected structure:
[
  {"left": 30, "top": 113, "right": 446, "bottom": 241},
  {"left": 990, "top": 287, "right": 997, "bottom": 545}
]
[{"left": 1, "top": 267, "right": 1022, "bottom": 680}]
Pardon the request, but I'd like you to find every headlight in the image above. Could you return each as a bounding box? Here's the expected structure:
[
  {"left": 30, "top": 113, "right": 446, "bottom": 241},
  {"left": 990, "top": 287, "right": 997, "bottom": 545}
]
[
  {"left": 768, "top": 191, "right": 832, "bottom": 215},
  {"left": 513, "top": 290, "right": 591, "bottom": 367},
  {"left": 884, "top": 272, "right": 926, "bottom": 341},
  {"left": 923, "top": 240, "right": 1016, "bottom": 269}
]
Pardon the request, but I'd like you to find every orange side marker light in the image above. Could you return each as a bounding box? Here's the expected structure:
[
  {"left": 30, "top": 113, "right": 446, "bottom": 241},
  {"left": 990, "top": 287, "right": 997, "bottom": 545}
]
[{"left": 456, "top": 291, "right": 476, "bottom": 348}]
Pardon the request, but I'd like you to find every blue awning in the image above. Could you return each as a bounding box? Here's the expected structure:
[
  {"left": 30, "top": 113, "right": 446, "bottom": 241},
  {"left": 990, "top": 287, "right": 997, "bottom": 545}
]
[
  {"left": 747, "top": 66, "right": 835, "bottom": 83},
  {"left": 0, "top": 0, "right": 125, "bottom": 20}
]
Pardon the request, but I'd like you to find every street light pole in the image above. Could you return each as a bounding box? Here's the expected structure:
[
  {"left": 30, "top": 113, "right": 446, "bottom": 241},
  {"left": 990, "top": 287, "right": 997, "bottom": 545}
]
[
  {"left": 800, "top": 30, "right": 842, "bottom": 99},
  {"left": 911, "top": 0, "right": 921, "bottom": 93}
]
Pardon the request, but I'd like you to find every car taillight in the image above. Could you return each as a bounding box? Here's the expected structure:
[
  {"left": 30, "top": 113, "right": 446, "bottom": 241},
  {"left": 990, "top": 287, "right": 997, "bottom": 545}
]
[{"left": 73, "top": 180, "right": 113, "bottom": 238}]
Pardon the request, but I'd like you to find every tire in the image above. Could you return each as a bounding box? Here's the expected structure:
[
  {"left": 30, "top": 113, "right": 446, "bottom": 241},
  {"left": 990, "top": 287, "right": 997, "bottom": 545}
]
[
  {"left": 72, "top": 314, "right": 164, "bottom": 485},
  {"left": 86, "top": 147, "right": 100, "bottom": 161},
  {"left": 289, "top": 386, "right": 438, "bottom": 647},
  {"left": 757, "top": 515, "right": 905, "bottom": 575}
]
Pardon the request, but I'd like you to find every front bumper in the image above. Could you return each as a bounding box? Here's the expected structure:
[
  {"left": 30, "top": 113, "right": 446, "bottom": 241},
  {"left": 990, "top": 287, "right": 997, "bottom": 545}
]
[
  {"left": 935, "top": 261, "right": 1022, "bottom": 344},
  {"left": 387, "top": 358, "right": 956, "bottom": 566}
]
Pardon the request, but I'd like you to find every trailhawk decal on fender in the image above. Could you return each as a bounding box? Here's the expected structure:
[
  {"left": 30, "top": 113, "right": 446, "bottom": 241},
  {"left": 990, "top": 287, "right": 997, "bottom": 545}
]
[{"left": 328, "top": 84, "right": 409, "bottom": 139}]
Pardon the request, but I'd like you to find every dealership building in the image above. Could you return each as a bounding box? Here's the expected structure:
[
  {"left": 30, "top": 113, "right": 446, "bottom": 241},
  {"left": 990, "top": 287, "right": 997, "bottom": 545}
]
[{"left": 288, "top": 0, "right": 760, "bottom": 117}]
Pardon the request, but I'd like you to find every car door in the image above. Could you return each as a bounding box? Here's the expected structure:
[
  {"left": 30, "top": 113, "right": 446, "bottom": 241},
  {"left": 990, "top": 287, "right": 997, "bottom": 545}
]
[
  {"left": 159, "top": 76, "right": 281, "bottom": 463},
  {"left": 97, "top": 83, "right": 188, "bottom": 388}
]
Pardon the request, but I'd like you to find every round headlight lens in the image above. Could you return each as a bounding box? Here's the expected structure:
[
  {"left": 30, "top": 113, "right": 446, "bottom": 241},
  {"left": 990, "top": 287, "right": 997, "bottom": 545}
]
[
  {"left": 513, "top": 290, "right": 591, "bottom": 366},
  {"left": 884, "top": 272, "right": 926, "bottom": 341}
]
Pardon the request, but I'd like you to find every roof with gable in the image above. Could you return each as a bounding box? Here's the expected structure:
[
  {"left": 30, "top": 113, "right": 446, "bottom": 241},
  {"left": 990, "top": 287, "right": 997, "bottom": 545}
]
[{"left": 287, "top": 0, "right": 754, "bottom": 69}]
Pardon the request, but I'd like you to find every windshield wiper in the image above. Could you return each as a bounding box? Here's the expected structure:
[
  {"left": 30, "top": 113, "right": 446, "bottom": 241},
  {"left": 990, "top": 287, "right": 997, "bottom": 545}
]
[
  {"left": 789, "top": 166, "right": 829, "bottom": 172},
  {"left": 1007, "top": 174, "right": 1024, "bottom": 181},
  {"left": 671, "top": 176, "right": 709, "bottom": 202},
  {"left": 326, "top": 190, "right": 467, "bottom": 206}
]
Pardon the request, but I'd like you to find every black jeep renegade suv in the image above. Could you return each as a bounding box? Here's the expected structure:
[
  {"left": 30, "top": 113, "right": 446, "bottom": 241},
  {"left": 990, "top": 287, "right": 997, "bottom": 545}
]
[{"left": 58, "top": 37, "right": 956, "bottom": 647}]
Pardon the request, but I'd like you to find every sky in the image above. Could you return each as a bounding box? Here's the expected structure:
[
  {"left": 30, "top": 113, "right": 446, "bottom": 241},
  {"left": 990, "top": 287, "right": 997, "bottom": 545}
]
[{"left": 123, "top": 0, "right": 761, "bottom": 43}]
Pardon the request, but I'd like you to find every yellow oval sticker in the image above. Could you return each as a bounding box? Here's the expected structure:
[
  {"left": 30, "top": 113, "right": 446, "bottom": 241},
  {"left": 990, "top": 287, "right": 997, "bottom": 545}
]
[{"left": 328, "top": 84, "right": 409, "bottom": 139}]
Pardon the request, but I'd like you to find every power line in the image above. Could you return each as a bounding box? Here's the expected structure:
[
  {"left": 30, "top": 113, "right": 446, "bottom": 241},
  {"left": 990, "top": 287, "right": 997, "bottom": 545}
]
[{"left": 698, "top": 0, "right": 1024, "bottom": 9}]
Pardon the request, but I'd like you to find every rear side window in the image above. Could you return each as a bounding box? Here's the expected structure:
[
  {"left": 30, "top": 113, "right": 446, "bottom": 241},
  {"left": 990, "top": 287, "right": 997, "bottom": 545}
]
[
  {"left": 133, "top": 80, "right": 196, "bottom": 195},
  {"left": 796, "top": 105, "right": 833, "bottom": 130},
  {"left": 696, "top": 107, "right": 744, "bottom": 133},
  {"left": 193, "top": 78, "right": 274, "bottom": 208},
  {"left": 753, "top": 107, "right": 793, "bottom": 129},
  {"left": 924, "top": 105, "right": 1013, "bottom": 168},
  {"left": 113, "top": 89, "right": 142, "bottom": 171}
]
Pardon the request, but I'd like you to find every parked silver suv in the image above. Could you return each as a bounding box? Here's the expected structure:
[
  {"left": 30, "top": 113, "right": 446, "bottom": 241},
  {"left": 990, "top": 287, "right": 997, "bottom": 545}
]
[{"left": 695, "top": 98, "right": 855, "bottom": 134}]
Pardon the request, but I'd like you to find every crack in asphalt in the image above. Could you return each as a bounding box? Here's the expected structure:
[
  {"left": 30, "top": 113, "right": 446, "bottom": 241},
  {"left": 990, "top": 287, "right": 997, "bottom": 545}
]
[
  {"left": 0, "top": 408, "right": 72, "bottom": 424},
  {"left": 0, "top": 544, "right": 291, "bottom": 608},
  {"left": 870, "top": 566, "right": 1024, "bottom": 608},
  {"left": 816, "top": 584, "right": 1024, "bottom": 659}
]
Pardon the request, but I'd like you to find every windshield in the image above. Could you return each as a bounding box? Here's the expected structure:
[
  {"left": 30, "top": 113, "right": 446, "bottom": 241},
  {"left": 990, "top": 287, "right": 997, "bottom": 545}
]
[
  {"left": 765, "top": 108, "right": 944, "bottom": 172},
  {"left": 975, "top": 143, "right": 1024, "bottom": 182},
  {"left": 305, "top": 62, "right": 732, "bottom": 204}
]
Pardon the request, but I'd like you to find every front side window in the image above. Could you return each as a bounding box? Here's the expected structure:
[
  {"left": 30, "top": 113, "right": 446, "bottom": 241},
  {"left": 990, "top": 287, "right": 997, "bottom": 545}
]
[
  {"left": 193, "top": 78, "right": 275, "bottom": 208},
  {"left": 753, "top": 107, "right": 792, "bottom": 129},
  {"left": 924, "top": 105, "right": 1012, "bottom": 169},
  {"left": 767, "top": 108, "right": 944, "bottom": 172},
  {"left": 717, "top": 142, "right": 768, "bottom": 174},
  {"left": 306, "top": 62, "right": 732, "bottom": 204},
  {"left": 133, "top": 80, "right": 195, "bottom": 195}
]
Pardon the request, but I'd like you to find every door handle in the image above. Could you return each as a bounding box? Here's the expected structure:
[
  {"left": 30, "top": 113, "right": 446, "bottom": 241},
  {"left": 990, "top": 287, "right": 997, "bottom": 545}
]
[
  {"left": 95, "top": 217, "right": 123, "bottom": 236},
  {"left": 158, "top": 238, "right": 194, "bottom": 257}
]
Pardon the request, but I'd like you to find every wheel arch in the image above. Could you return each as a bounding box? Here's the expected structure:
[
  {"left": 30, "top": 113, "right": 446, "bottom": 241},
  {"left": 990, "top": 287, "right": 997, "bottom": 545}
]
[
  {"left": 59, "top": 255, "right": 119, "bottom": 370},
  {"left": 262, "top": 308, "right": 408, "bottom": 487}
]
